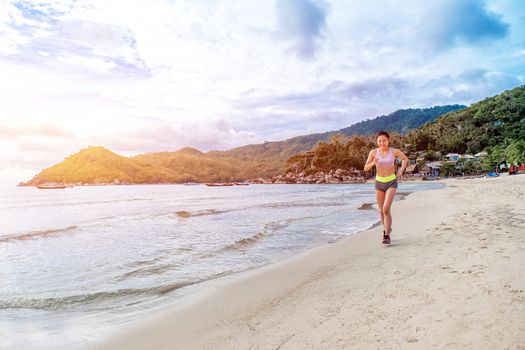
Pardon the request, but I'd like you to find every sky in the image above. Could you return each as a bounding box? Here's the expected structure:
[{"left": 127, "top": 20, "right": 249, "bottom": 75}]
[{"left": 0, "top": 0, "right": 524, "bottom": 185}]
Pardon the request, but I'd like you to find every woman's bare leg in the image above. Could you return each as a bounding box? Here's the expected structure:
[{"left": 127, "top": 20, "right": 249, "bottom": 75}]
[
  {"left": 375, "top": 190, "right": 386, "bottom": 230},
  {"left": 382, "top": 188, "right": 397, "bottom": 235}
]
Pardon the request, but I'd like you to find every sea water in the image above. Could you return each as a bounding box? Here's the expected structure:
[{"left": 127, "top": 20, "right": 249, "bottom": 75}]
[{"left": 0, "top": 182, "right": 443, "bottom": 349}]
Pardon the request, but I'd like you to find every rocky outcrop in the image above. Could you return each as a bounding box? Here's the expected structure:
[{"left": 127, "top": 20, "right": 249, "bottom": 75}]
[{"left": 251, "top": 168, "right": 367, "bottom": 184}]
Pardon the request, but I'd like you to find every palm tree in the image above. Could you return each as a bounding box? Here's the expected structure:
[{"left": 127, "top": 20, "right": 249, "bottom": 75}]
[{"left": 506, "top": 140, "right": 525, "bottom": 165}]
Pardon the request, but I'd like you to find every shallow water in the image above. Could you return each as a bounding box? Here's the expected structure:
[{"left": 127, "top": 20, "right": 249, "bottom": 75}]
[{"left": 0, "top": 182, "right": 443, "bottom": 349}]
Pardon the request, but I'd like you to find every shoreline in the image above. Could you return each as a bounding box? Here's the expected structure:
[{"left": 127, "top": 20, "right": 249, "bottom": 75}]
[
  {"left": 17, "top": 176, "right": 445, "bottom": 188},
  {"left": 93, "top": 175, "right": 524, "bottom": 349},
  {"left": 90, "top": 180, "right": 444, "bottom": 349}
]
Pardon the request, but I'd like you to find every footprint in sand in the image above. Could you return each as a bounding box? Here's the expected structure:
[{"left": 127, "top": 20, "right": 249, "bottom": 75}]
[{"left": 471, "top": 264, "right": 486, "bottom": 269}]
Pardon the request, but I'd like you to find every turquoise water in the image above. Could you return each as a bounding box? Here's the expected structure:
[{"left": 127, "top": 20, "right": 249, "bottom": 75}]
[{"left": 0, "top": 182, "right": 443, "bottom": 349}]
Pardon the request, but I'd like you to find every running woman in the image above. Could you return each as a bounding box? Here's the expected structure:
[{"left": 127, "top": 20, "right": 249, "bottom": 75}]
[{"left": 363, "top": 131, "right": 409, "bottom": 244}]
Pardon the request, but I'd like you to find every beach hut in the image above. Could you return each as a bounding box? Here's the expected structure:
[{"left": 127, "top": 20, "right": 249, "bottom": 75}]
[
  {"left": 446, "top": 153, "right": 460, "bottom": 161},
  {"left": 446, "top": 160, "right": 464, "bottom": 170},
  {"left": 474, "top": 151, "right": 488, "bottom": 160},
  {"left": 421, "top": 161, "right": 442, "bottom": 177}
]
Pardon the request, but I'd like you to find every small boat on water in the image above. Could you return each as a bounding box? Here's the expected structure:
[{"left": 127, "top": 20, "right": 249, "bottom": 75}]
[
  {"left": 205, "top": 183, "right": 234, "bottom": 186},
  {"left": 37, "top": 183, "right": 68, "bottom": 189},
  {"left": 234, "top": 182, "right": 250, "bottom": 185}
]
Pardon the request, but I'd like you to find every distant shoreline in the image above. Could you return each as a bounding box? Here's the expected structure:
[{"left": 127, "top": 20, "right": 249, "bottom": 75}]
[{"left": 17, "top": 176, "right": 454, "bottom": 188}]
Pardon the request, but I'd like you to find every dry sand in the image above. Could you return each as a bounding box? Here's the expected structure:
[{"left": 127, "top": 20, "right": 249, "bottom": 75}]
[{"left": 94, "top": 175, "right": 525, "bottom": 350}]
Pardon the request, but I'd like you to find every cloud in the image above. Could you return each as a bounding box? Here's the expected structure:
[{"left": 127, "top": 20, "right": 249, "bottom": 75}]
[
  {"left": 90, "top": 118, "right": 260, "bottom": 154},
  {"left": 420, "top": 68, "right": 522, "bottom": 105},
  {"left": 1, "top": 1, "right": 150, "bottom": 77},
  {"left": 0, "top": 124, "right": 74, "bottom": 140},
  {"left": 274, "top": 0, "right": 328, "bottom": 58},
  {"left": 421, "top": 0, "right": 509, "bottom": 51},
  {"left": 328, "top": 78, "right": 411, "bottom": 103},
  {"left": 0, "top": 139, "right": 78, "bottom": 170},
  {"left": 232, "top": 77, "right": 411, "bottom": 120}
]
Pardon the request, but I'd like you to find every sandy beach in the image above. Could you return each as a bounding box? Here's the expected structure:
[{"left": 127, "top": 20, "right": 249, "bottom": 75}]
[{"left": 94, "top": 175, "right": 525, "bottom": 350}]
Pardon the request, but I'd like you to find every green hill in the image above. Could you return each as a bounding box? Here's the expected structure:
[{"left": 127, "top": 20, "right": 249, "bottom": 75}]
[
  {"left": 286, "top": 85, "right": 525, "bottom": 177},
  {"left": 131, "top": 150, "right": 246, "bottom": 183},
  {"left": 204, "top": 106, "right": 463, "bottom": 173},
  {"left": 19, "top": 103, "right": 477, "bottom": 185},
  {"left": 339, "top": 105, "right": 465, "bottom": 136},
  {"left": 407, "top": 86, "right": 525, "bottom": 154},
  {"left": 22, "top": 146, "right": 169, "bottom": 185}
]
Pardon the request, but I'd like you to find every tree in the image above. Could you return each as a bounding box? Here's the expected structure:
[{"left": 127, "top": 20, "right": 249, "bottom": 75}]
[
  {"left": 440, "top": 162, "right": 457, "bottom": 177},
  {"left": 423, "top": 150, "right": 437, "bottom": 161},
  {"left": 506, "top": 140, "right": 525, "bottom": 165},
  {"left": 482, "top": 145, "right": 505, "bottom": 172}
]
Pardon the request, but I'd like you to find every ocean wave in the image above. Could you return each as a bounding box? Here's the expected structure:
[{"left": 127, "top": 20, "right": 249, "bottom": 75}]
[
  {"left": 0, "top": 288, "right": 156, "bottom": 310},
  {"left": 222, "top": 231, "right": 267, "bottom": 251},
  {"left": 174, "top": 208, "right": 228, "bottom": 218},
  {"left": 6, "top": 198, "right": 152, "bottom": 210},
  {"left": 124, "top": 247, "right": 194, "bottom": 268},
  {"left": 200, "top": 216, "right": 317, "bottom": 258},
  {"left": 0, "top": 270, "right": 236, "bottom": 310},
  {"left": 116, "top": 262, "right": 184, "bottom": 281},
  {"left": 174, "top": 200, "right": 348, "bottom": 219},
  {"left": 0, "top": 226, "right": 78, "bottom": 243},
  {"left": 256, "top": 201, "right": 348, "bottom": 209},
  {"left": 214, "top": 220, "right": 288, "bottom": 253}
]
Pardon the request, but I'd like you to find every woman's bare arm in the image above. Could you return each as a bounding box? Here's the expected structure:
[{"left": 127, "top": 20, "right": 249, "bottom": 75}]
[
  {"left": 363, "top": 150, "right": 376, "bottom": 172},
  {"left": 395, "top": 149, "right": 409, "bottom": 176}
]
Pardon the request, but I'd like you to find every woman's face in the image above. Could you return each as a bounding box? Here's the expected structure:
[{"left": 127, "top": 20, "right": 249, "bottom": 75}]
[{"left": 377, "top": 135, "right": 389, "bottom": 148}]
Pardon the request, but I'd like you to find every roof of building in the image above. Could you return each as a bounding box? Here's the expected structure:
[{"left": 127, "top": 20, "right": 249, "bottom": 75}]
[
  {"left": 425, "top": 161, "right": 443, "bottom": 168},
  {"left": 406, "top": 164, "right": 417, "bottom": 173}
]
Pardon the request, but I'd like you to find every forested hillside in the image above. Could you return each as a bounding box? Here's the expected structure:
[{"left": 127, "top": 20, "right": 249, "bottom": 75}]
[{"left": 21, "top": 90, "right": 521, "bottom": 186}]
